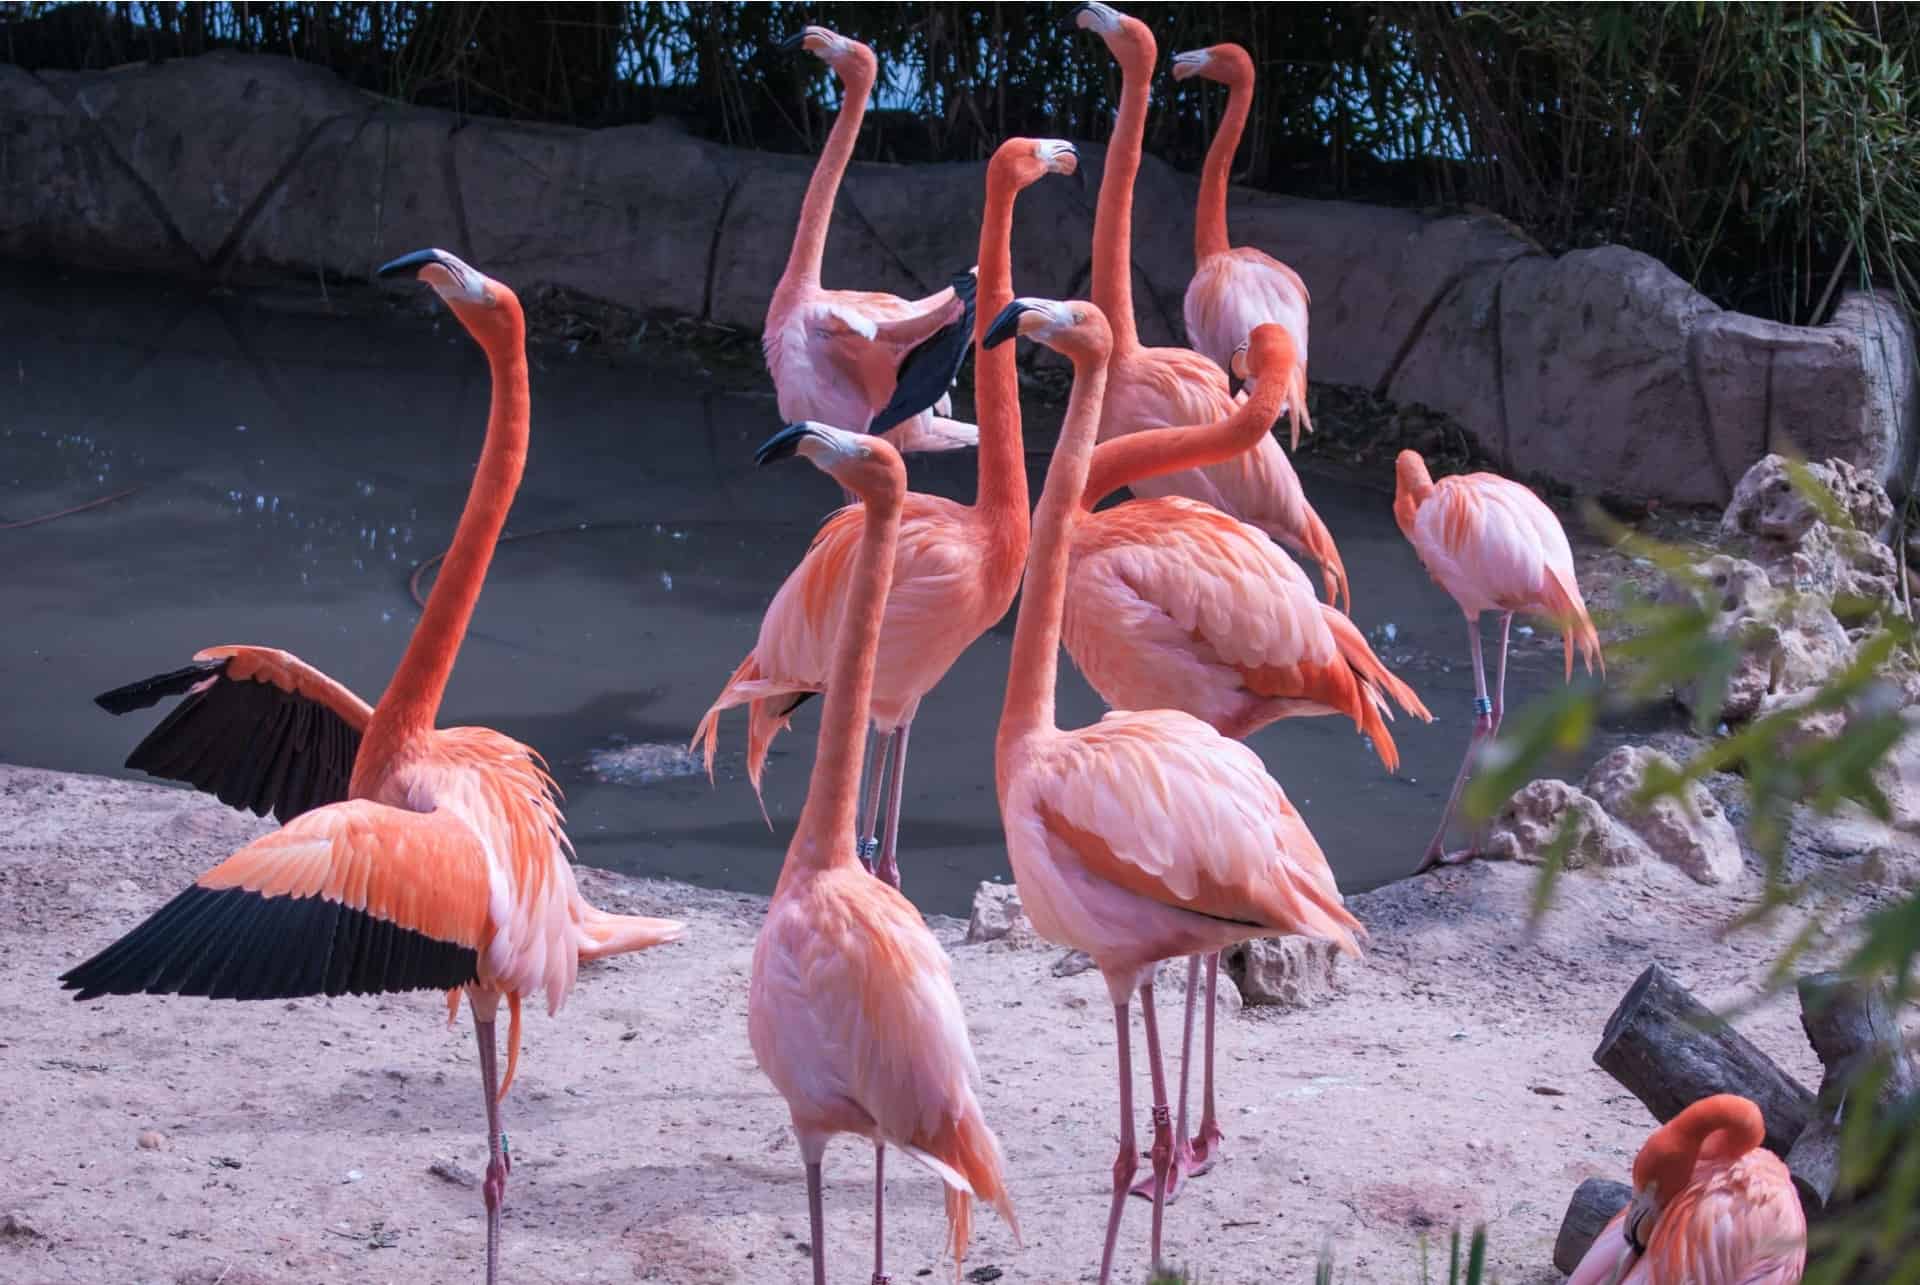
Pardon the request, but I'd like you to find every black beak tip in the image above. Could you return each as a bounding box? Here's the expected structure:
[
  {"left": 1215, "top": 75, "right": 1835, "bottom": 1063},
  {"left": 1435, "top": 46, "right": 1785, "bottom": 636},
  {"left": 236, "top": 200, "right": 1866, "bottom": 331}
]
[
  {"left": 982, "top": 301, "right": 1031, "bottom": 351},
  {"left": 776, "top": 31, "right": 809, "bottom": 54},
  {"left": 754, "top": 423, "right": 812, "bottom": 467},
  {"left": 376, "top": 248, "right": 443, "bottom": 280}
]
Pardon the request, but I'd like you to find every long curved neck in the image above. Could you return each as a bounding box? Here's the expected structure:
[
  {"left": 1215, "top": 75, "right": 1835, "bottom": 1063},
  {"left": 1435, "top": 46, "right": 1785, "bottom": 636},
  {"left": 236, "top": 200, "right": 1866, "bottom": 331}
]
[
  {"left": 1082, "top": 371, "right": 1286, "bottom": 507},
  {"left": 777, "top": 62, "right": 874, "bottom": 296},
  {"left": 1092, "top": 45, "right": 1152, "bottom": 351},
  {"left": 973, "top": 166, "right": 1030, "bottom": 537},
  {"left": 368, "top": 332, "right": 528, "bottom": 748},
  {"left": 998, "top": 353, "right": 1108, "bottom": 751},
  {"left": 787, "top": 484, "right": 903, "bottom": 878},
  {"left": 1196, "top": 68, "right": 1252, "bottom": 262}
]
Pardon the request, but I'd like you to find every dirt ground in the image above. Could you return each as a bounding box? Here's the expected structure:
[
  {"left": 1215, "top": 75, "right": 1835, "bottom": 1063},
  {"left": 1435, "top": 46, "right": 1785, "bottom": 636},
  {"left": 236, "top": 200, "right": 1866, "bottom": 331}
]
[{"left": 0, "top": 762, "right": 1900, "bottom": 1285}]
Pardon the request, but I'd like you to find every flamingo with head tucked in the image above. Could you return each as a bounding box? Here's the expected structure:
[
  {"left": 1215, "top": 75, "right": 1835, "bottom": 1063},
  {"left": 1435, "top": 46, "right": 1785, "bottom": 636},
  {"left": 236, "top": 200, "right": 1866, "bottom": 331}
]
[
  {"left": 747, "top": 421, "right": 1018, "bottom": 1285},
  {"left": 1066, "top": 322, "right": 1429, "bottom": 1200},
  {"left": 1567, "top": 1095, "right": 1806, "bottom": 1285},
  {"left": 1071, "top": 1, "right": 1348, "bottom": 609},
  {"left": 67, "top": 249, "right": 686, "bottom": 1285},
  {"left": 695, "top": 137, "right": 1077, "bottom": 888},
  {"left": 766, "top": 25, "right": 978, "bottom": 455},
  {"left": 1394, "top": 449, "right": 1602, "bottom": 872},
  {"left": 988, "top": 295, "right": 1363, "bottom": 1285},
  {"left": 1174, "top": 41, "right": 1313, "bottom": 437}
]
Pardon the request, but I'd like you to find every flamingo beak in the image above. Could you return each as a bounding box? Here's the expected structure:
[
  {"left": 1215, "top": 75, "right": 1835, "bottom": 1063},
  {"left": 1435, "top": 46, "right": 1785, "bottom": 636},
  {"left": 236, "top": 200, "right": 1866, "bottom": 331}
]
[
  {"left": 376, "top": 248, "right": 454, "bottom": 280},
  {"left": 376, "top": 248, "right": 490, "bottom": 305},
  {"left": 754, "top": 423, "right": 820, "bottom": 467},
  {"left": 776, "top": 30, "right": 810, "bottom": 53},
  {"left": 983, "top": 300, "right": 1040, "bottom": 350},
  {"left": 1171, "top": 50, "right": 1210, "bottom": 81}
]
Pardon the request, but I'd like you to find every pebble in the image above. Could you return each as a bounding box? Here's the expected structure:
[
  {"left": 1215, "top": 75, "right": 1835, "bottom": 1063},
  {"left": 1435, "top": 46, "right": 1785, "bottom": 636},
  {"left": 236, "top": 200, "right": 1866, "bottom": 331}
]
[
  {"left": 343, "top": 1169, "right": 364, "bottom": 1184},
  {"left": 135, "top": 1131, "right": 165, "bottom": 1151},
  {"left": 0, "top": 1211, "right": 42, "bottom": 1240},
  {"left": 428, "top": 1159, "right": 479, "bottom": 1189}
]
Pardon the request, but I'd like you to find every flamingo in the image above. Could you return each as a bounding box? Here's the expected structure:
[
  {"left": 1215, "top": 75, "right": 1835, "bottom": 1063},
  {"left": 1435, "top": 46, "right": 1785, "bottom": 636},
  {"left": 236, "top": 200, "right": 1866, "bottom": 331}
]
[
  {"left": 1072, "top": 2, "right": 1348, "bottom": 610},
  {"left": 986, "top": 294, "right": 1363, "bottom": 1285},
  {"left": 746, "top": 421, "right": 1018, "bottom": 1285},
  {"left": 1173, "top": 41, "right": 1314, "bottom": 439},
  {"left": 1067, "top": 323, "right": 1430, "bottom": 1200},
  {"left": 766, "top": 25, "right": 978, "bottom": 456},
  {"left": 1394, "top": 449, "right": 1602, "bottom": 872},
  {"left": 694, "top": 137, "right": 1078, "bottom": 888},
  {"left": 1567, "top": 1095, "right": 1806, "bottom": 1285},
  {"left": 64, "top": 249, "right": 686, "bottom": 1285}
]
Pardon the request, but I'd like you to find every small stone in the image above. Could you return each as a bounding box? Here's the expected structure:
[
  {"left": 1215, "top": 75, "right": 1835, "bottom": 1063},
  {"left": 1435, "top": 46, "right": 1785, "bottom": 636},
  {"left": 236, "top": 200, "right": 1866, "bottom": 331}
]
[
  {"left": 136, "top": 1131, "right": 166, "bottom": 1151},
  {"left": 620, "top": 1030, "right": 639, "bottom": 1042},
  {"left": 964, "top": 882, "right": 1030, "bottom": 945},
  {"left": 1050, "top": 950, "right": 1096, "bottom": 978},
  {"left": 428, "top": 1159, "right": 479, "bottom": 1189},
  {"left": 1482, "top": 779, "right": 1648, "bottom": 871},
  {"left": 344, "top": 1169, "right": 364, "bottom": 1184},
  {"left": 966, "top": 1268, "right": 1004, "bottom": 1283},
  {"left": 1223, "top": 937, "right": 1342, "bottom": 1008},
  {"left": 0, "top": 1212, "right": 42, "bottom": 1240},
  {"left": 1585, "top": 746, "right": 1743, "bottom": 885}
]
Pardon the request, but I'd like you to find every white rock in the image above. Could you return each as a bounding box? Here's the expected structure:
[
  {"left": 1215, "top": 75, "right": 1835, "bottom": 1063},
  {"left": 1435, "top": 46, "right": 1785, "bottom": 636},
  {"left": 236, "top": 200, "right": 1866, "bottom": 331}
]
[
  {"left": 964, "top": 882, "right": 1030, "bottom": 945},
  {"left": 1482, "top": 779, "right": 1649, "bottom": 870},
  {"left": 1585, "top": 747, "right": 1744, "bottom": 885},
  {"left": 1222, "top": 936, "right": 1344, "bottom": 1008}
]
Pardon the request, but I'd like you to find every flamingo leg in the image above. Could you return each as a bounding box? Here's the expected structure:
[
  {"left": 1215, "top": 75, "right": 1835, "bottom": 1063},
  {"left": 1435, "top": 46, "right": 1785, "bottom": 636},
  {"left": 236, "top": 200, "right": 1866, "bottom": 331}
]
[
  {"left": 1140, "top": 980, "right": 1175, "bottom": 1275},
  {"left": 1468, "top": 613, "right": 1515, "bottom": 853},
  {"left": 1097, "top": 997, "right": 1138, "bottom": 1285},
  {"left": 1416, "top": 617, "right": 1493, "bottom": 873},
  {"left": 857, "top": 728, "right": 893, "bottom": 873},
  {"left": 873, "top": 722, "right": 912, "bottom": 890},
  {"left": 1131, "top": 956, "right": 1198, "bottom": 1202},
  {"left": 871, "top": 1141, "right": 889, "bottom": 1285},
  {"left": 805, "top": 1157, "right": 828, "bottom": 1285},
  {"left": 474, "top": 1015, "right": 509, "bottom": 1285},
  {"left": 1191, "top": 951, "right": 1225, "bottom": 1173}
]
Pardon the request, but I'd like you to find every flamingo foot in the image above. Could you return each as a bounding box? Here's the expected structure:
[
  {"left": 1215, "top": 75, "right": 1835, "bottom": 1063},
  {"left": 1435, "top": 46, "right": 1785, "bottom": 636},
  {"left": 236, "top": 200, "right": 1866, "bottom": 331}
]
[
  {"left": 482, "top": 1139, "right": 508, "bottom": 1285},
  {"left": 1129, "top": 1135, "right": 1197, "bottom": 1203},
  {"left": 1187, "top": 1119, "right": 1225, "bottom": 1176},
  {"left": 1414, "top": 844, "right": 1480, "bottom": 875}
]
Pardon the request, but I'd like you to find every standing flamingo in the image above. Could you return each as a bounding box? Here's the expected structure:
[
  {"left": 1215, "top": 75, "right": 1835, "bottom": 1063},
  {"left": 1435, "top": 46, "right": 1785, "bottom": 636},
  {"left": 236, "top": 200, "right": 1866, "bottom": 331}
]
[
  {"left": 694, "top": 137, "right": 1078, "bottom": 887},
  {"left": 766, "top": 25, "right": 978, "bottom": 454},
  {"left": 987, "top": 295, "right": 1363, "bottom": 1285},
  {"left": 64, "top": 249, "right": 686, "bottom": 1285},
  {"left": 1567, "top": 1095, "right": 1806, "bottom": 1284},
  {"left": 1072, "top": 2, "right": 1348, "bottom": 608},
  {"left": 1174, "top": 41, "right": 1314, "bottom": 439},
  {"left": 1394, "top": 449, "right": 1602, "bottom": 872},
  {"left": 747, "top": 421, "right": 1018, "bottom": 1285},
  {"left": 1067, "top": 323, "right": 1429, "bottom": 1200}
]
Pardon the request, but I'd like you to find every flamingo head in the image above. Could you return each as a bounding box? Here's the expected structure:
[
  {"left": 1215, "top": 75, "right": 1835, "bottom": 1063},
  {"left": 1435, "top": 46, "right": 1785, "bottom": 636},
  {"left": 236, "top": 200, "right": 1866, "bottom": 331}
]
[
  {"left": 984, "top": 296, "right": 1112, "bottom": 364},
  {"left": 778, "top": 25, "right": 873, "bottom": 77},
  {"left": 1070, "top": 3, "right": 1154, "bottom": 67},
  {"left": 991, "top": 137, "right": 1080, "bottom": 192},
  {"left": 377, "top": 248, "right": 522, "bottom": 349},
  {"left": 1172, "top": 43, "right": 1253, "bottom": 85},
  {"left": 1233, "top": 323, "right": 1297, "bottom": 392},
  {"left": 1624, "top": 1095, "right": 1767, "bottom": 1259},
  {"left": 756, "top": 421, "right": 905, "bottom": 503}
]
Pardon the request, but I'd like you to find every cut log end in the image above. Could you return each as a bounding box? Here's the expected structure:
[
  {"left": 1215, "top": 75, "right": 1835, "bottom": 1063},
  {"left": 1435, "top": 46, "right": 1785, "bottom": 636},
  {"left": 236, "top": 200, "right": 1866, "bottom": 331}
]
[{"left": 1552, "top": 1177, "right": 1631, "bottom": 1275}]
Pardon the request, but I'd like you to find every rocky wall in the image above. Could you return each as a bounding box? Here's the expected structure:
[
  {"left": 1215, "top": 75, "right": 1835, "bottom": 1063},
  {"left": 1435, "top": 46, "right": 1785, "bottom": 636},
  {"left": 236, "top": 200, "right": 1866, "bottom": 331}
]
[{"left": 4, "top": 51, "right": 1913, "bottom": 508}]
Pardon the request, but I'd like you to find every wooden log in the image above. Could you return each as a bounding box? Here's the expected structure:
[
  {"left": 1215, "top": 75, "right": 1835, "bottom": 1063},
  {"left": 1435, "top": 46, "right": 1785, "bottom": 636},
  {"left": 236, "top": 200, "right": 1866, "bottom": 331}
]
[
  {"left": 1592, "top": 963, "right": 1814, "bottom": 1156},
  {"left": 1551, "top": 1177, "right": 1631, "bottom": 1274},
  {"left": 1786, "top": 971, "right": 1919, "bottom": 1216}
]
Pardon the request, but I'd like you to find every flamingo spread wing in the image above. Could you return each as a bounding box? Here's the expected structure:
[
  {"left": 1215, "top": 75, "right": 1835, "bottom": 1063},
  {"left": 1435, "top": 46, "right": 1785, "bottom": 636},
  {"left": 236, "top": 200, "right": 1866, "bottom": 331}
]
[
  {"left": 95, "top": 645, "right": 372, "bottom": 823},
  {"left": 872, "top": 269, "right": 977, "bottom": 433}
]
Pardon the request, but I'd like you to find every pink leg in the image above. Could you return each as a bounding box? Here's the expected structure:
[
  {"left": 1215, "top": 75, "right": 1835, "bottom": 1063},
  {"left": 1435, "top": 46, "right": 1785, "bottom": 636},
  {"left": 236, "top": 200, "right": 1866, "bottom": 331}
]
[
  {"left": 1139, "top": 980, "right": 1175, "bottom": 1275},
  {"left": 1469, "top": 613, "right": 1515, "bottom": 854},
  {"left": 474, "top": 1017, "right": 509, "bottom": 1285},
  {"left": 805, "top": 1159, "right": 827, "bottom": 1285},
  {"left": 1416, "top": 617, "right": 1494, "bottom": 873},
  {"left": 857, "top": 728, "right": 891, "bottom": 874},
  {"left": 1132, "top": 957, "right": 1198, "bottom": 1202},
  {"left": 874, "top": 722, "right": 912, "bottom": 890},
  {"left": 871, "top": 1141, "right": 889, "bottom": 1284},
  {"left": 1097, "top": 998, "right": 1137, "bottom": 1285},
  {"left": 1190, "top": 952, "right": 1225, "bottom": 1173}
]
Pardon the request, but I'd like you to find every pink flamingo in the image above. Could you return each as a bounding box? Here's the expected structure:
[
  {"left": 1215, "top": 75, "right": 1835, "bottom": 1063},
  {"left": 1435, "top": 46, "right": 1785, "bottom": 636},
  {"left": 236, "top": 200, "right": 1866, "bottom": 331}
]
[
  {"left": 1068, "top": 323, "right": 1429, "bottom": 1200},
  {"left": 1174, "top": 41, "right": 1314, "bottom": 438},
  {"left": 695, "top": 137, "right": 1078, "bottom": 887},
  {"left": 1394, "top": 449, "right": 1602, "bottom": 872},
  {"left": 987, "top": 294, "right": 1363, "bottom": 1285},
  {"left": 766, "top": 26, "right": 978, "bottom": 454},
  {"left": 1073, "top": 2, "right": 1348, "bottom": 609},
  {"left": 747, "top": 421, "right": 1017, "bottom": 1285},
  {"left": 66, "top": 249, "right": 686, "bottom": 1285},
  {"left": 1568, "top": 1095, "right": 1806, "bottom": 1284}
]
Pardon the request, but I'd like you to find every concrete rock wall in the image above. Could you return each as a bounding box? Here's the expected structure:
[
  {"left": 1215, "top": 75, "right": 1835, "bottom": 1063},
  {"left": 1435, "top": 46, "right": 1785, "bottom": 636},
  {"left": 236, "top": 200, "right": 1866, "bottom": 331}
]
[{"left": 4, "top": 52, "right": 1912, "bottom": 507}]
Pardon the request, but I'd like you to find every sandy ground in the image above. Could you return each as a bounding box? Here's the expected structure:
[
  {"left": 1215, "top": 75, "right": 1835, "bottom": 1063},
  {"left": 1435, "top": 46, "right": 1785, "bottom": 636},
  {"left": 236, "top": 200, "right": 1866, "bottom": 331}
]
[{"left": 1, "top": 762, "right": 1903, "bottom": 1285}]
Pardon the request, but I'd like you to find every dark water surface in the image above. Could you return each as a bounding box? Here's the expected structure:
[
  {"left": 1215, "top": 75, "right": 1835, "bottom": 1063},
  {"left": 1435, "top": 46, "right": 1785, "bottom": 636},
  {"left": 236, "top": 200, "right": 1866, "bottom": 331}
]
[{"left": 2, "top": 268, "right": 1635, "bottom": 914}]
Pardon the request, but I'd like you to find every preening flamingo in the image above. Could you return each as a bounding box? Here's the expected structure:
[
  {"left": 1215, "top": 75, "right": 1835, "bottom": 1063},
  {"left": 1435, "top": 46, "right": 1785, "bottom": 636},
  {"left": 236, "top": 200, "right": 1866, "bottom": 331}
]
[
  {"left": 1567, "top": 1095, "right": 1806, "bottom": 1285},
  {"left": 746, "top": 421, "right": 1017, "bottom": 1285},
  {"left": 694, "top": 137, "right": 1078, "bottom": 887},
  {"left": 1067, "top": 323, "right": 1429, "bottom": 1199},
  {"left": 766, "top": 25, "right": 978, "bottom": 455},
  {"left": 67, "top": 249, "right": 686, "bottom": 1285},
  {"left": 1394, "top": 449, "right": 1602, "bottom": 872},
  {"left": 1174, "top": 41, "right": 1314, "bottom": 439},
  {"left": 987, "top": 295, "right": 1363, "bottom": 1284},
  {"left": 1073, "top": 1, "right": 1348, "bottom": 609}
]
